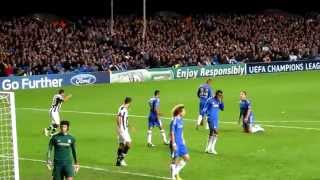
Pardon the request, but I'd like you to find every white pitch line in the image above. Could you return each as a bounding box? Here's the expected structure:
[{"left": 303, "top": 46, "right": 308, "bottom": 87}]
[
  {"left": 0, "top": 155, "right": 171, "bottom": 180},
  {"left": 260, "top": 124, "right": 320, "bottom": 131},
  {"left": 18, "top": 107, "right": 320, "bottom": 131},
  {"left": 256, "top": 120, "right": 320, "bottom": 123}
]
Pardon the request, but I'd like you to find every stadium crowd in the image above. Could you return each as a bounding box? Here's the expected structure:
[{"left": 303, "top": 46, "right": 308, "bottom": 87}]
[{"left": 0, "top": 13, "right": 319, "bottom": 76}]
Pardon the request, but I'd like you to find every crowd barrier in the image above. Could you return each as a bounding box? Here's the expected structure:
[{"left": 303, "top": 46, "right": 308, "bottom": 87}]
[
  {"left": 0, "top": 71, "right": 110, "bottom": 90},
  {"left": 110, "top": 60, "right": 320, "bottom": 83},
  {"left": 1, "top": 60, "right": 319, "bottom": 90}
]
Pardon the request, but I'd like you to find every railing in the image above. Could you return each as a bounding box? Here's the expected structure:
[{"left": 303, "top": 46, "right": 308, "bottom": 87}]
[
  {"left": 0, "top": 71, "right": 110, "bottom": 91},
  {"left": 1, "top": 59, "right": 319, "bottom": 90},
  {"left": 110, "top": 60, "right": 320, "bottom": 83}
]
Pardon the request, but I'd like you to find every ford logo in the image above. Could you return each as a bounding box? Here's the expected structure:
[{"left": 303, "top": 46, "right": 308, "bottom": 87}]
[{"left": 70, "top": 74, "right": 96, "bottom": 86}]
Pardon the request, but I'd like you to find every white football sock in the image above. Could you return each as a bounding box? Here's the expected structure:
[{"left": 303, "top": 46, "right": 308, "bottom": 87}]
[
  {"left": 176, "top": 160, "right": 186, "bottom": 174},
  {"left": 196, "top": 115, "right": 203, "bottom": 126},
  {"left": 206, "top": 136, "right": 214, "bottom": 152},
  {"left": 211, "top": 136, "right": 218, "bottom": 152},
  {"left": 147, "top": 130, "right": 152, "bottom": 144},
  {"left": 170, "top": 164, "right": 176, "bottom": 179},
  {"left": 160, "top": 129, "right": 168, "bottom": 143}
]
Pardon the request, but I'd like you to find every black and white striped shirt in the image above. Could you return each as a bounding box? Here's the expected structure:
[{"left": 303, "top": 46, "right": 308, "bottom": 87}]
[
  {"left": 118, "top": 105, "right": 129, "bottom": 131},
  {"left": 50, "top": 94, "right": 64, "bottom": 112}
]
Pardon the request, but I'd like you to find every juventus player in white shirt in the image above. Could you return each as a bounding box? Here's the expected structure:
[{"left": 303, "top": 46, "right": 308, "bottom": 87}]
[
  {"left": 116, "top": 97, "right": 132, "bottom": 167},
  {"left": 44, "top": 89, "right": 72, "bottom": 137}
]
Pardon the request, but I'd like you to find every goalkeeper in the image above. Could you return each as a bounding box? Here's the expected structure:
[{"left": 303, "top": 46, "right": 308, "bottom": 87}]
[{"left": 47, "top": 120, "right": 79, "bottom": 180}]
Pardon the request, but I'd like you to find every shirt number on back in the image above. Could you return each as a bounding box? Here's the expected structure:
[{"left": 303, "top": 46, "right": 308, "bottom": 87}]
[{"left": 199, "top": 87, "right": 209, "bottom": 97}]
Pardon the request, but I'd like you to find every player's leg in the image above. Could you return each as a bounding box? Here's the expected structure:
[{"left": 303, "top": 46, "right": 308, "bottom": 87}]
[
  {"left": 52, "top": 163, "right": 63, "bottom": 180},
  {"left": 250, "top": 125, "right": 259, "bottom": 133},
  {"left": 123, "top": 141, "right": 131, "bottom": 156},
  {"left": 50, "top": 111, "right": 60, "bottom": 136},
  {"left": 147, "top": 117, "right": 155, "bottom": 147},
  {"left": 203, "top": 116, "right": 209, "bottom": 130},
  {"left": 147, "top": 128, "right": 155, "bottom": 147},
  {"left": 242, "top": 118, "right": 250, "bottom": 133},
  {"left": 175, "top": 147, "right": 189, "bottom": 179},
  {"left": 170, "top": 158, "right": 178, "bottom": 180},
  {"left": 64, "top": 163, "right": 75, "bottom": 180},
  {"left": 169, "top": 143, "right": 179, "bottom": 180},
  {"left": 205, "top": 119, "right": 213, "bottom": 152},
  {"left": 206, "top": 119, "right": 218, "bottom": 154},
  {"left": 116, "top": 132, "right": 127, "bottom": 166},
  {"left": 45, "top": 111, "right": 54, "bottom": 136},
  {"left": 45, "top": 124, "right": 54, "bottom": 137},
  {"left": 177, "top": 154, "right": 189, "bottom": 174},
  {"left": 116, "top": 143, "right": 125, "bottom": 166},
  {"left": 120, "top": 132, "right": 132, "bottom": 166},
  {"left": 249, "top": 116, "right": 264, "bottom": 133},
  {"left": 210, "top": 129, "right": 218, "bottom": 154},
  {"left": 255, "top": 124, "right": 265, "bottom": 132},
  {"left": 158, "top": 119, "right": 169, "bottom": 145}
]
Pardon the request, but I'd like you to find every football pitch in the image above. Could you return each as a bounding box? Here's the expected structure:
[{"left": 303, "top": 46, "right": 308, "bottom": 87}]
[{"left": 15, "top": 71, "right": 320, "bottom": 180}]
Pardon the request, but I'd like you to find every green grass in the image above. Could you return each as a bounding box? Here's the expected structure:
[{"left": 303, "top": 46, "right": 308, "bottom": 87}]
[{"left": 12, "top": 71, "right": 320, "bottom": 179}]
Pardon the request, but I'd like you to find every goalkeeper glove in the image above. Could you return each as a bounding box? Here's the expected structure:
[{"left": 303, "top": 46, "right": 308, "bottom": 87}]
[
  {"left": 74, "top": 164, "right": 80, "bottom": 174},
  {"left": 46, "top": 160, "right": 52, "bottom": 171}
]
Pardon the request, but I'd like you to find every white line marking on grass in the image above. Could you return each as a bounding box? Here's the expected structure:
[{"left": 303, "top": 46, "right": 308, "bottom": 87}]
[
  {"left": 260, "top": 124, "right": 320, "bottom": 131},
  {"left": 256, "top": 120, "right": 320, "bottom": 123},
  {"left": 18, "top": 107, "right": 320, "bottom": 131},
  {"left": 0, "top": 155, "right": 171, "bottom": 180}
]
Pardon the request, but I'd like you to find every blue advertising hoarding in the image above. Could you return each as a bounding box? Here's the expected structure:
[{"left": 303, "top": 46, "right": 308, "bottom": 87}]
[
  {"left": 0, "top": 71, "right": 110, "bottom": 90},
  {"left": 247, "top": 60, "right": 320, "bottom": 74}
]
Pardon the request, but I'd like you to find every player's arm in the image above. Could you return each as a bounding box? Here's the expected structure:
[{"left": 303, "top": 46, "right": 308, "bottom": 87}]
[
  {"left": 244, "top": 101, "right": 252, "bottom": 123},
  {"left": 71, "top": 138, "right": 80, "bottom": 172},
  {"left": 127, "top": 120, "right": 136, "bottom": 132},
  {"left": 201, "top": 100, "right": 209, "bottom": 115},
  {"left": 155, "top": 101, "right": 161, "bottom": 117},
  {"left": 170, "top": 123, "right": 176, "bottom": 151},
  {"left": 219, "top": 95, "right": 224, "bottom": 111},
  {"left": 197, "top": 88, "right": 201, "bottom": 98},
  {"left": 208, "top": 87, "right": 213, "bottom": 98},
  {"left": 182, "top": 132, "right": 186, "bottom": 145},
  {"left": 155, "top": 107, "right": 161, "bottom": 118},
  {"left": 116, "top": 114, "right": 123, "bottom": 136},
  {"left": 63, "top": 94, "right": 72, "bottom": 102},
  {"left": 219, "top": 102, "right": 224, "bottom": 111},
  {"left": 238, "top": 112, "right": 242, "bottom": 124},
  {"left": 244, "top": 108, "right": 251, "bottom": 123}
]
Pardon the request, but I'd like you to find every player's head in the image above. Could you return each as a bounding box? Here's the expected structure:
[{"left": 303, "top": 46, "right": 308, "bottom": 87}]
[
  {"left": 154, "top": 90, "right": 160, "bottom": 97},
  {"left": 172, "top": 104, "right": 185, "bottom": 117},
  {"left": 124, "top": 97, "right": 132, "bottom": 107},
  {"left": 206, "top": 79, "right": 212, "bottom": 85},
  {"left": 215, "top": 90, "right": 223, "bottom": 98},
  {"left": 60, "top": 120, "right": 70, "bottom": 133},
  {"left": 240, "top": 91, "right": 247, "bottom": 100},
  {"left": 58, "top": 89, "right": 65, "bottom": 95}
]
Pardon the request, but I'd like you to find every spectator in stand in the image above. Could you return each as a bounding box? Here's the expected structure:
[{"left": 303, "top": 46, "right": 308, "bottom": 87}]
[{"left": 0, "top": 13, "right": 319, "bottom": 77}]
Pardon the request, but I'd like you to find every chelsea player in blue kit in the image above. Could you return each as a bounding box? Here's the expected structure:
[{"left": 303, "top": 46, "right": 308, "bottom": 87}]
[
  {"left": 202, "top": 90, "right": 224, "bottom": 154},
  {"left": 147, "top": 90, "right": 169, "bottom": 147},
  {"left": 196, "top": 79, "right": 214, "bottom": 130},
  {"left": 239, "top": 91, "right": 264, "bottom": 133},
  {"left": 170, "top": 104, "right": 190, "bottom": 180}
]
